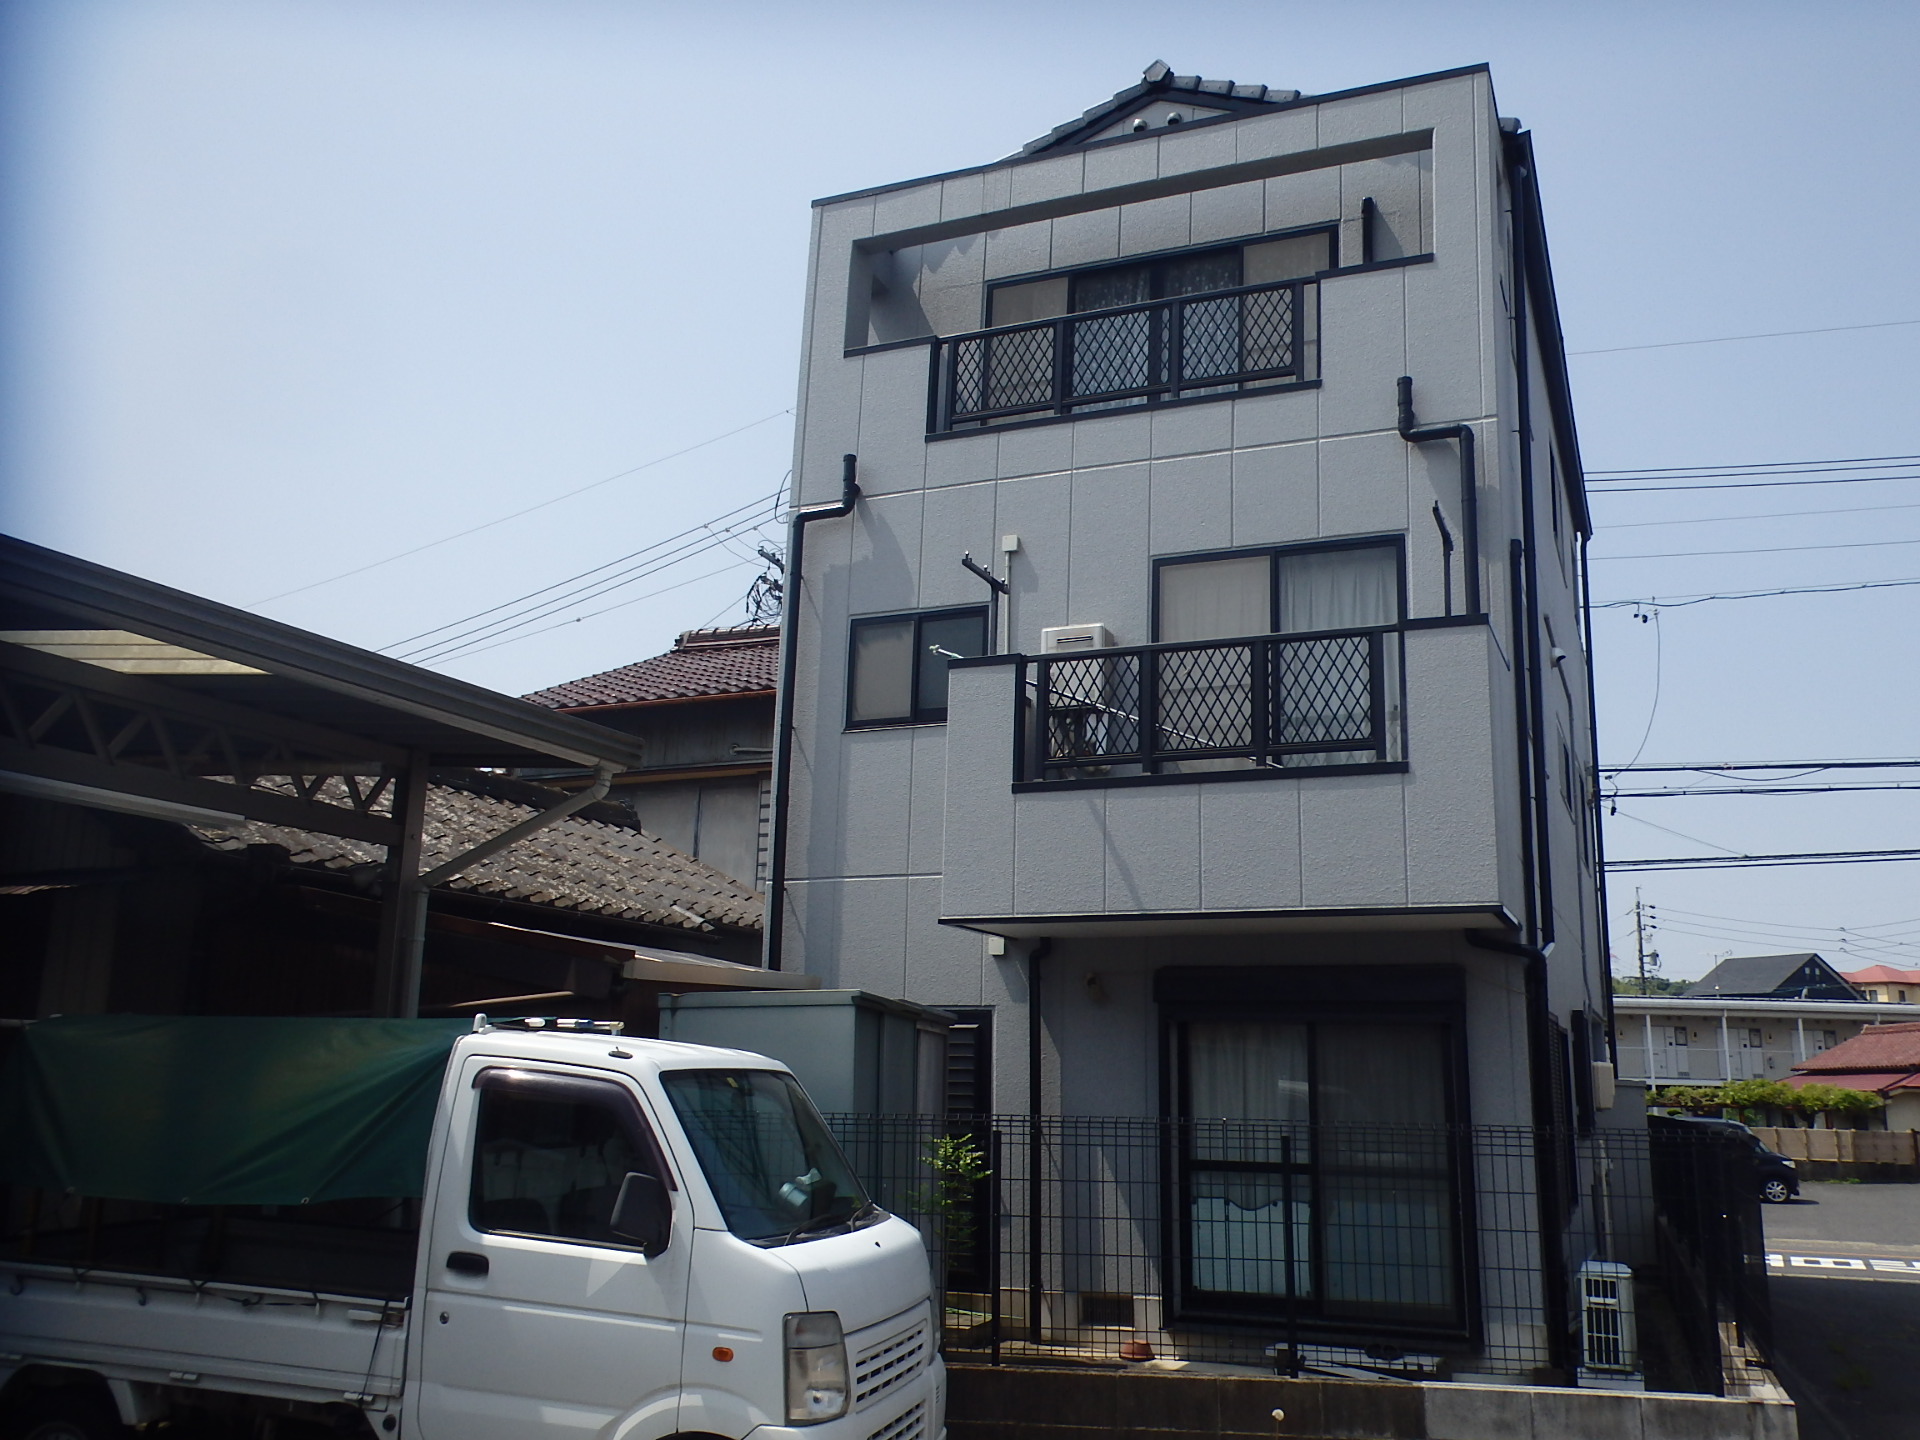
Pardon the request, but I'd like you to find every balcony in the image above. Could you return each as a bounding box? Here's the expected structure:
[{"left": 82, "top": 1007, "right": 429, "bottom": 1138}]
[
  {"left": 1016, "top": 628, "right": 1400, "bottom": 786},
  {"left": 928, "top": 278, "right": 1314, "bottom": 433}
]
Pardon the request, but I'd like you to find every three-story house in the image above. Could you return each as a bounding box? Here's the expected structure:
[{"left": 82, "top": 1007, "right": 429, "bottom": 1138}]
[{"left": 767, "top": 61, "right": 1609, "bottom": 1378}]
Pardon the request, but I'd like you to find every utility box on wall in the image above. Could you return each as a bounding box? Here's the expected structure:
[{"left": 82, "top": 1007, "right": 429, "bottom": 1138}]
[{"left": 659, "top": 989, "right": 952, "bottom": 1115}]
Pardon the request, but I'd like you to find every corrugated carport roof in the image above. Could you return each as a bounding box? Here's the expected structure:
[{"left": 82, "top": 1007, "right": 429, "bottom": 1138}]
[{"left": 0, "top": 534, "right": 647, "bottom": 771}]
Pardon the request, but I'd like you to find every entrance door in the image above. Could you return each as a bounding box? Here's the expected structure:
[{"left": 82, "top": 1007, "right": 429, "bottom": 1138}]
[{"left": 414, "top": 1060, "right": 691, "bottom": 1440}]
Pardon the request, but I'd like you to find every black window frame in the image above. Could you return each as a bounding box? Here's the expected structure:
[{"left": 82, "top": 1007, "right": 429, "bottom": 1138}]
[
  {"left": 1150, "top": 535, "right": 1409, "bottom": 643},
  {"left": 845, "top": 604, "right": 989, "bottom": 729},
  {"left": 466, "top": 1066, "right": 673, "bottom": 1252},
  {"left": 981, "top": 224, "right": 1341, "bottom": 331},
  {"left": 1154, "top": 966, "right": 1477, "bottom": 1343}
]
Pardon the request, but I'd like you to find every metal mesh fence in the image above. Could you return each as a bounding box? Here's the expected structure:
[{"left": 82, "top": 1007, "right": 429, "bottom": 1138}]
[{"left": 825, "top": 1115, "right": 1773, "bottom": 1395}]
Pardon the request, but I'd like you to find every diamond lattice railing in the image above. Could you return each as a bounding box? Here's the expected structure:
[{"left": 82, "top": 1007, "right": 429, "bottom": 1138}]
[
  {"left": 1154, "top": 645, "right": 1255, "bottom": 752},
  {"left": 1273, "top": 635, "right": 1374, "bottom": 747}
]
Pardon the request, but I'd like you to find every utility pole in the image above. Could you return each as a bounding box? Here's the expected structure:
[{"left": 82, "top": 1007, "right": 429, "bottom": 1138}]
[{"left": 1632, "top": 889, "right": 1660, "bottom": 995}]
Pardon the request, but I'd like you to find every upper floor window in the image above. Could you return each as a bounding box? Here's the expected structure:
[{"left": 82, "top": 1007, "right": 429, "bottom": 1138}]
[
  {"left": 933, "top": 230, "right": 1330, "bottom": 433},
  {"left": 1154, "top": 540, "right": 1402, "bottom": 642},
  {"left": 847, "top": 606, "right": 988, "bottom": 727}
]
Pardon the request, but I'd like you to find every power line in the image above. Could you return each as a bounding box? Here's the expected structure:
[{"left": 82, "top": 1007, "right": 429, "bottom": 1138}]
[
  {"left": 1589, "top": 453, "right": 1920, "bottom": 478},
  {"left": 425, "top": 558, "right": 758, "bottom": 667},
  {"left": 1606, "top": 848, "right": 1920, "bottom": 872},
  {"left": 1593, "top": 536, "right": 1920, "bottom": 561},
  {"left": 401, "top": 499, "right": 784, "bottom": 665},
  {"left": 1604, "top": 760, "right": 1920, "bottom": 774},
  {"left": 1591, "top": 473, "right": 1920, "bottom": 494},
  {"left": 1569, "top": 319, "right": 1920, "bottom": 358},
  {"left": 383, "top": 486, "right": 783, "bottom": 653},
  {"left": 250, "top": 408, "right": 792, "bottom": 606},
  {"left": 1607, "top": 783, "right": 1920, "bottom": 797},
  {"left": 1592, "top": 576, "right": 1920, "bottom": 609},
  {"left": 1602, "top": 499, "right": 1920, "bottom": 529}
]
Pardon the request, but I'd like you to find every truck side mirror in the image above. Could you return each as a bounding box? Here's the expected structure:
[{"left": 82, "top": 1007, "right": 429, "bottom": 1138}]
[{"left": 609, "top": 1172, "right": 672, "bottom": 1256}]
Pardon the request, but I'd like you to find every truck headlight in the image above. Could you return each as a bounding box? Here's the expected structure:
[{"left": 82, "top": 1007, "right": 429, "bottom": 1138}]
[{"left": 783, "top": 1311, "right": 848, "bottom": 1424}]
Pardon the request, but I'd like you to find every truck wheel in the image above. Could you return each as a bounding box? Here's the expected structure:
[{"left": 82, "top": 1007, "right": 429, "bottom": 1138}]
[{"left": 10, "top": 1390, "right": 130, "bottom": 1440}]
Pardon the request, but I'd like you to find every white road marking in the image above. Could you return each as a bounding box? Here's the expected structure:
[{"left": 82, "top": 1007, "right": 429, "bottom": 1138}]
[{"left": 1766, "top": 1252, "right": 1920, "bottom": 1279}]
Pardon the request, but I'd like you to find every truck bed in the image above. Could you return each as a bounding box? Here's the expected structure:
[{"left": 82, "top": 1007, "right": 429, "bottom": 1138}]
[
  {"left": 0, "top": 1212, "right": 416, "bottom": 1414},
  {"left": 1, "top": 1211, "right": 418, "bottom": 1302}
]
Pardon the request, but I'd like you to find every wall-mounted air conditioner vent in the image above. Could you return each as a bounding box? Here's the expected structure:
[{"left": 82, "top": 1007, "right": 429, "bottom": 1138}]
[{"left": 1039, "top": 623, "right": 1114, "bottom": 654}]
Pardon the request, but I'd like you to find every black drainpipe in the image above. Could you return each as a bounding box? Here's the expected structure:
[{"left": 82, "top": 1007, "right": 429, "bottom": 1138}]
[
  {"left": 763, "top": 454, "right": 861, "bottom": 971},
  {"left": 1026, "top": 937, "right": 1051, "bottom": 1342},
  {"left": 1503, "top": 135, "right": 1573, "bottom": 1376},
  {"left": 1396, "top": 376, "right": 1482, "bottom": 616}
]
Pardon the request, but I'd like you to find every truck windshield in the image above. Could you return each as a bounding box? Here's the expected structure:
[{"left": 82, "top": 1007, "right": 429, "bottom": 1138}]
[{"left": 660, "top": 1069, "right": 877, "bottom": 1246}]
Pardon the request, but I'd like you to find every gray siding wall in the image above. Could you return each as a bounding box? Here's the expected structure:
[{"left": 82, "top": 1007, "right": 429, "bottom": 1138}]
[{"left": 779, "top": 67, "right": 1605, "bottom": 1125}]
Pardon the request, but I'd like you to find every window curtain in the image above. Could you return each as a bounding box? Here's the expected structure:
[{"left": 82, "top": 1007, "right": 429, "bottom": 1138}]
[
  {"left": 1275, "top": 546, "right": 1399, "bottom": 767},
  {"left": 1276, "top": 545, "right": 1398, "bottom": 632},
  {"left": 1186, "top": 1022, "right": 1311, "bottom": 1297}
]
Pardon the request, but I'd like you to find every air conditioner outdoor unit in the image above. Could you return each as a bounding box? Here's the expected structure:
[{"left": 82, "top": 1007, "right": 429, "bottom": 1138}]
[
  {"left": 1039, "top": 623, "right": 1114, "bottom": 653},
  {"left": 1576, "top": 1259, "right": 1642, "bottom": 1388},
  {"left": 1035, "top": 624, "right": 1118, "bottom": 770}
]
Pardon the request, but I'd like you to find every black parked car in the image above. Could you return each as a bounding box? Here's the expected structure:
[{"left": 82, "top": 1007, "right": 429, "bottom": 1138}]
[{"left": 1656, "top": 1114, "right": 1801, "bottom": 1203}]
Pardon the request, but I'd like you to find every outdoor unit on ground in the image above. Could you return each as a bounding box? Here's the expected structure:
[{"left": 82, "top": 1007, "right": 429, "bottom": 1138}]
[{"left": 1576, "top": 1259, "right": 1641, "bottom": 1386}]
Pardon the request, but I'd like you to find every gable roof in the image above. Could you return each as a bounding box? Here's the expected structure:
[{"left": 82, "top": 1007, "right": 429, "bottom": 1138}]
[
  {"left": 1842, "top": 964, "right": 1920, "bottom": 986},
  {"left": 1788, "top": 1022, "right": 1920, "bottom": 1091},
  {"left": 1015, "top": 60, "right": 1301, "bottom": 158},
  {"left": 1683, "top": 953, "right": 1861, "bottom": 1000},
  {"left": 193, "top": 771, "right": 762, "bottom": 935},
  {"left": 522, "top": 625, "right": 779, "bottom": 711}
]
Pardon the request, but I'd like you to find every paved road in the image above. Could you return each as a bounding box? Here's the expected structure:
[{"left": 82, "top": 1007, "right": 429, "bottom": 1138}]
[{"left": 1762, "top": 1181, "right": 1920, "bottom": 1440}]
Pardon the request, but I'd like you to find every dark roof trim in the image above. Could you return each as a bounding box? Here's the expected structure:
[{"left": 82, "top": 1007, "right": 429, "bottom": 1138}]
[
  {"left": 554, "top": 687, "right": 776, "bottom": 716},
  {"left": 813, "top": 63, "right": 1490, "bottom": 209},
  {"left": 1503, "top": 130, "right": 1592, "bottom": 537},
  {"left": 0, "top": 534, "right": 648, "bottom": 771}
]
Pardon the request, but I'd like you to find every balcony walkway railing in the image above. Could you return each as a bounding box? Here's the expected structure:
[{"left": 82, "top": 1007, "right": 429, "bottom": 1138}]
[
  {"left": 1016, "top": 627, "right": 1396, "bottom": 782},
  {"left": 929, "top": 278, "right": 1311, "bottom": 432}
]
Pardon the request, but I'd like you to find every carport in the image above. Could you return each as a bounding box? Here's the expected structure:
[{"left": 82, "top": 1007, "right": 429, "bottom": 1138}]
[{"left": 0, "top": 534, "right": 652, "bottom": 1017}]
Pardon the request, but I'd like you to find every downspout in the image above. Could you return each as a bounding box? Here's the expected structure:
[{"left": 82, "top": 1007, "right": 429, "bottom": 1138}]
[
  {"left": 1396, "top": 377, "right": 1482, "bottom": 616},
  {"left": 1026, "top": 937, "right": 1051, "bottom": 1342},
  {"left": 1503, "top": 135, "right": 1573, "bottom": 1376},
  {"left": 763, "top": 454, "right": 862, "bottom": 971}
]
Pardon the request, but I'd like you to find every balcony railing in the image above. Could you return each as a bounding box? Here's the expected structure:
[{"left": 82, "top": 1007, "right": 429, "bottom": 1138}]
[
  {"left": 929, "top": 278, "right": 1312, "bottom": 432},
  {"left": 1016, "top": 627, "right": 1398, "bottom": 783}
]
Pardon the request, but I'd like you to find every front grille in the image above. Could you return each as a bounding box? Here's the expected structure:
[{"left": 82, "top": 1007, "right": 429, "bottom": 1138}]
[
  {"left": 852, "top": 1315, "right": 928, "bottom": 1409},
  {"left": 866, "top": 1401, "right": 925, "bottom": 1440}
]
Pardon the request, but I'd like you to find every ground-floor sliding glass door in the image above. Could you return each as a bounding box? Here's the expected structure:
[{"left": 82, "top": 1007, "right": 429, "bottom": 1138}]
[{"left": 1160, "top": 966, "right": 1473, "bottom": 1340}]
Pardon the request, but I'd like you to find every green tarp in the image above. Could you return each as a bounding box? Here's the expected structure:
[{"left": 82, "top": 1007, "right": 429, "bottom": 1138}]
[{"left": 0, "top": 1016, "right": 470, "bottom": 1206}]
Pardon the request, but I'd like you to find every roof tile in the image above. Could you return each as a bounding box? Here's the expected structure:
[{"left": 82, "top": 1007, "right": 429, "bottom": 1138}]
[
  {"left": 194, "top": 775, "right": 762, "bottom": 934},
  {"left": 522, "top": 625, "right": 778, "bottom": 710}
]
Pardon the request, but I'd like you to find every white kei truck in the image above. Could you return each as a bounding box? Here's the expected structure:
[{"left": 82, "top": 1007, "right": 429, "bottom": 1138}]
[{"left": 0, "top": 1014, "right": 945, "bottom": 1440}]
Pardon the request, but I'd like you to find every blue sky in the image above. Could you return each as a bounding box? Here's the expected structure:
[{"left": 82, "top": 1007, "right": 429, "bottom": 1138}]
[{"left": 4, "top": 0, "right": 1917, "bottom": 978}]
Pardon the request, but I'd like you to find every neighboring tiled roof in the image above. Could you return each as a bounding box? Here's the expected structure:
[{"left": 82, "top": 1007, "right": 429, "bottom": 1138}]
[
  {"left": 1016, "top": 60, "right": 1301, "bottom": 157},
  {"left": 1781, "top": 1021, "right": 1920, "bottom": 1075},
  {"left": 1842, "top": 964, "right": 1920, "bottom": 985},
  {"left": 193, "top": 774, "right": 761, "bottom": 934},
  {"left": 1683, "top": 953, "right": 1859, "bottom": 1000},
  {"left": 522, "top": 625, "right": 779, "bottom": 710}
]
